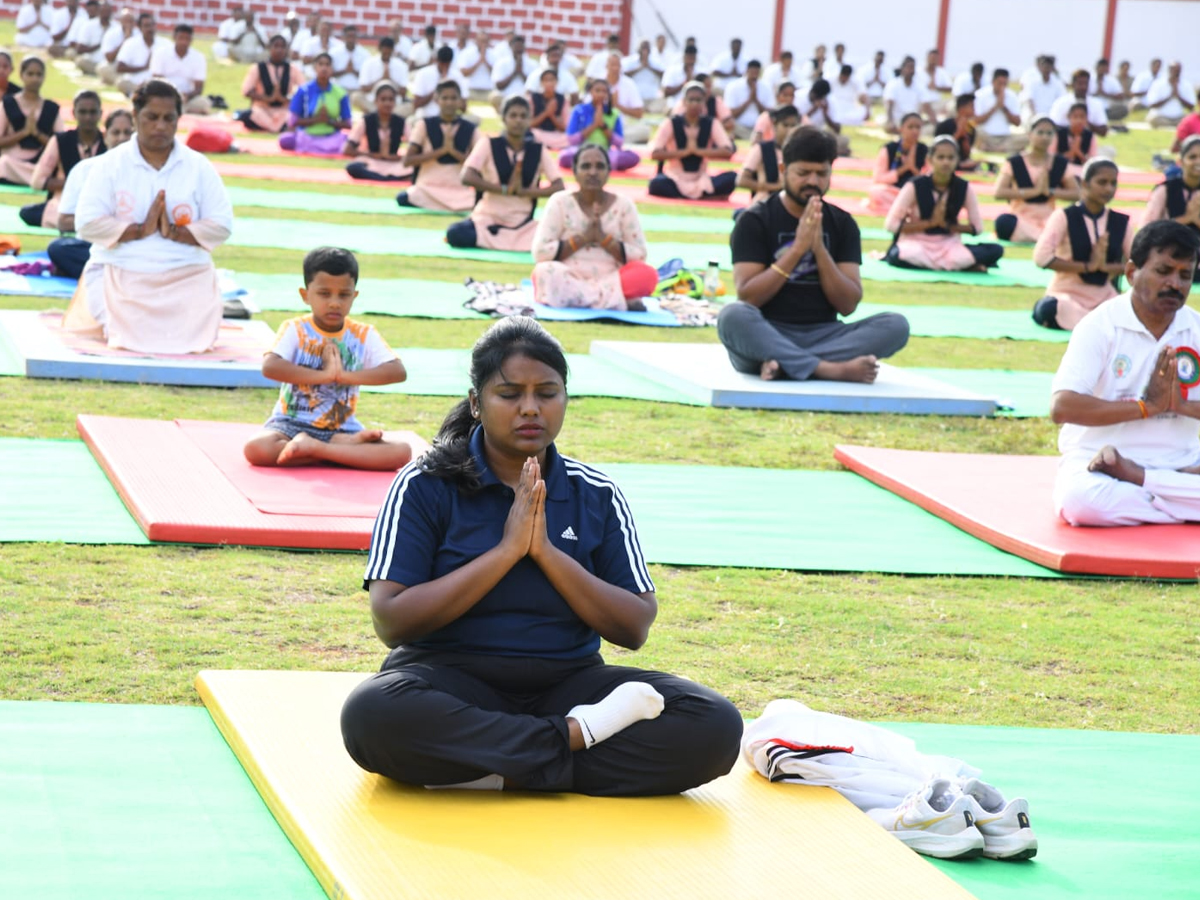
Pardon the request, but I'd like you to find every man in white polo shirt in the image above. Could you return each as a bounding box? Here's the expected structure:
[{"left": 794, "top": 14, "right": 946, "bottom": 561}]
[
  {"left": 1051, "top": 220, "right": 1200, "bottom": 525},
  {"left": 972, "top": 68, "right": 1024, "bottom": 153},
  {"left": 725, "top": 60, "right": 774, "bottom": 141},
  {"left": 151, "top": 24, "right": 209, "bottom": 114},
  {"left": 1144, "top": 62, "right": 1197, "bottom": 129},
  {"left": 115, "top": 12, "right": 159, "bottom": 97},
  {"left": 882, "top": 55, "right": 936, "bottom": 132}
]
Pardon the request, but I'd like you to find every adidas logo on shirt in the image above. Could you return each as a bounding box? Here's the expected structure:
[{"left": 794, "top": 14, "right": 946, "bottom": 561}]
[{"left": 560, "top": 526, "right": 578, "bottom": 541}]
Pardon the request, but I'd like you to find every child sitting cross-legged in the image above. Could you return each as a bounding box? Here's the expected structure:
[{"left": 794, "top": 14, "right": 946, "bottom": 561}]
[{"left": 244, "top": 246, "right": 411, "bottom": 470}]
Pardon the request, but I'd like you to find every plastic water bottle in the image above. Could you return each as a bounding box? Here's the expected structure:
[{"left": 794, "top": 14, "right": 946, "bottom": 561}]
[{"left": 703, "top": 260, "right": 721, "bottom": 300}]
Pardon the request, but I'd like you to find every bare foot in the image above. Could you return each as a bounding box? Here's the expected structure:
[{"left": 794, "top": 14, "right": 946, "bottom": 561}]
[
  {"left": 813, "top": 355, "right": 880, "bottom": 383},
  {"left": 1087, "top": 445, "right": 1145, "bottom": 486},
  {"left": 348, "top": 429, "right": 384, "bottom": 443},
  {"left": 277, "top": 432, "right": 320, "bottom": 465},
  {"left": 760, "top": 359, "right": 785, "bottom": 381}
]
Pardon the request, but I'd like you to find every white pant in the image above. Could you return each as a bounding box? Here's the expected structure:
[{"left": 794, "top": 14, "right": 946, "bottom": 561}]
[{"left": 1055, "top": 455, "right": 1200, "bottom": 526}]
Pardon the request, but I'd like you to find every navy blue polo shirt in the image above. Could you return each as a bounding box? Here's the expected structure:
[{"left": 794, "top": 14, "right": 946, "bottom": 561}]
[{"left": 364, "top": 427, "right": 655, "bottom": 659}]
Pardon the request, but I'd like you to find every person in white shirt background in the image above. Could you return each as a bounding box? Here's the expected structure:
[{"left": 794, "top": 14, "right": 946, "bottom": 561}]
[
  {"left": 1144, "top": 61, "right": 1196, "bottom": 129},
  {"left": 830, "top": 64, "right": 869, "bottom": 126},
  {"left": 883, "top": 55, "right": 936, "bottom": 132},
  {"left": 624, "top": 39, "right": 665, "bottom": 114},
  {"left": 456, "top": 28, "right": 496, "bottom": 100},
  {"left": 385, "top": 18, "right": 413, "bottom": 64},
  {"left": 822, "top": 43, "right": 852, "bottom": 82},
  {"left": 151, "top": 23, "right": 210, "bottom": 114},
  {"left": 764, "top": 51, "right": 801, "bottom": 97},
  {"left": 1050, "top": 69, "right": 1110, "bottom": 138},
  {"left": 973, "top": 67, "right": 1024, "bottom": 153},
  {"left": 586, "top": 34, "right": 622, "bottom": 81},
  {"left": 1092, "top": 58, "right": 1128, "bottom": 128},
  {"left": 410, "top": 45, "right": 467, "bottom": 118},
  {"left": 95, "top": 5, "right": 132, "bottom": 84},
  {"left": 923, "top": 48, "right": 951, "bottom": 96},
  {"left": 408, "top": 24, "right": 439, "bottom": 70},
  {"left": 114, "top": 12, "right": 160, "bottom": 97},
  {"left": 214, "top": 5, "right": 270, "bottom": 64},
  {"left": 725, "top": 59, "right": 774, "bottom": 141},
  {"left": 524, "top": 42, "right": 578, "bottom": 104},
  {"left": 1020, "top": 54, "right": 1066, "bottom": 124},
  {"left": 952, "top": 63, "right": 984, "bottom": 100},
  {"left": 302, "top": 19, "right": 344, "bottom": 78},
  {"left": 73, "top": 0, "right": 111, "bottom": 75},
  {"left": 489, "top": 33, "right": 536, "bottom": 111},
  {"left": 709, "top": 38, "right": 747, "bottom": 93},
  {"left": 601, "top": 52, "right": 649, "bottom": 143},
  {"left": 355, "top": 36, "right": 411, "bottom": 115},
  {"left": 288, "top": 12, "right": 317, "bottom": 62},
  {"left": 16, "top": 0, "right": 55, "bottom": 49},
  {"left": 1130, "top": 58, "right": 1162, "bottom": 109},
  {"left": 332, "top": 25, "right": 369, "bottom": 96},
  {"left": 862, "top": 50, "right": 888, "bottom": 102},
  {"left": 49, "top": 0, "right": 85, "bottom": 58}
]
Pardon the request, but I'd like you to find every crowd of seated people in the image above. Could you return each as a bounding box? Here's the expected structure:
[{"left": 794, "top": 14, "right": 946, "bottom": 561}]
[{"left": 7, "top": 4, "right": 1197, "bottom": 328}]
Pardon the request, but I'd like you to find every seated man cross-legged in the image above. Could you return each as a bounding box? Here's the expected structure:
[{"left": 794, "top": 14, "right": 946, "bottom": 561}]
[
  {"left": 718, "top": 126, "right": 910, "bottom": 383},
  {"left": 1051, "top": 220, "right": 1200, "bottom": 526}
]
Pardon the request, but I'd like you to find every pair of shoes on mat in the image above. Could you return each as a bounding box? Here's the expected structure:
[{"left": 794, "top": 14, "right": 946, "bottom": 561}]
[{"left": 867, "top": 777, "right": 1037, "bottom": 861}]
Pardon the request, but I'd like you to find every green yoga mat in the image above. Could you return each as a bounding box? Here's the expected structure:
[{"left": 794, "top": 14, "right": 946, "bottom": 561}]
[
  {"left": 597, "top": 463, "right": 1057, "bottom": 577},
  {"left": 888, "top": 722, "right": 1200, "bottom": 900},
  {"left": 912, "top": 368, "right": 1052, "bottom": 418},
  {"left": 851, "top": 302, "right": 1070, "bottom": 343},
  {"left": 226, "top": 186, "right": 733, "bottom": 235},
  {"left": 239, "top": 273, "right": 480, "bottom": 317},
  {"left": 0, "top": 439, "right": 149, "bottom": 544},
  {"left": 5, "top": 701, "right": 1193, "bottom": 900},
  {"left": 0, "top": 207, "right": 1045, "bottom": 284},
  {"left": 0, "top": 701, "right": 326, "bottom": 900},
  {"left": 0, "top": 437, "right": 1052, "bottom": 575},
  {"left": 364, "top": 348, "right": 704, "bottom": 406}
]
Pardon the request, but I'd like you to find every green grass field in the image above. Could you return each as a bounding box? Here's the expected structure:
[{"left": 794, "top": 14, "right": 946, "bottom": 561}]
[{"left": 2, "top": 23, "right": 1197, "bottom": 738}]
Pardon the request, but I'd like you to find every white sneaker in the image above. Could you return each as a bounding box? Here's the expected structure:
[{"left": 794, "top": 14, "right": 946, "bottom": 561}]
[
  {"left": 867, "top": 779, "right": 985, "bottom": 860},
  {"left": 958, "top": 778, "right": 1038, "bottom": 860}
]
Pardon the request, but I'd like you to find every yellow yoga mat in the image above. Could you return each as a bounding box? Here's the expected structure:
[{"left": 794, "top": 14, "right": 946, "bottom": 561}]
[{"left": 196, "top": 670, "right": 977, "bottom": 900}]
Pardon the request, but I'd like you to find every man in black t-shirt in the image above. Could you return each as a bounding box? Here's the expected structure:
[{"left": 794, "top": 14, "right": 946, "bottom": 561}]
[{"left": 720, "top": 126, "right": 909, "bottom": 382}]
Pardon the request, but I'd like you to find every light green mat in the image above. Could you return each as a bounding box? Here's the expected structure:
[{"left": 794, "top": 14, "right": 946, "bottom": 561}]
[
  {"left": 850, "top": 302, "right": 1071, "bottom": 343},
  {"left": 0, "top": 438, "right": 1053, "bottom": 575},
  {"left": 889, "top": 722, "right": 1200, "bottom": 900},
  {"left": 0, "top": 207, "right": 1043, "bottom": 284},
  {"left": 225, "top": 186, "right": 734, "bottom": 234},
  {"left": 365, "top": 348, "right": 704, "bottom": 405},
  {"left": 4, "top": 702, "right": 1193, "bottom": 900},
  {"left": 912, "top": 368, "right": 1052, "bottom": 418},
  {"left": 597, "top": 463, "right": 1057, "bottom": 577},
  {"left": 243, "top": 273, "right": 1067, "bottom": 347},
  {"left": 0, "top": 319, "right": 24, "bottom": 376},
  {"left": 238, "top": 273, "right": 481, "bottom": 318},
  {"left": 364, "top": 350, "right": 1051, "bottom": 419},
  {"left": 0, "top": 439, "right": 149, "bottom": 544},
  {"left": 0, "top": 701, "right": 326, "bottom": 900}
]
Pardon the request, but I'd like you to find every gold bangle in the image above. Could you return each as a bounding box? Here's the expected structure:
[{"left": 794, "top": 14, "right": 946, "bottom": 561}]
[
  {"left": 1137, "top": 399, "right": 1148, "bottom": 419},
  {"left": 600, "top": 234, "right": 613, "bottom": 248},
  {"left": 770, "top": 263, "right": 791, "bottom": 278},
  {"left": 567, "top": 237, "right": 578, "bottom": 252}
]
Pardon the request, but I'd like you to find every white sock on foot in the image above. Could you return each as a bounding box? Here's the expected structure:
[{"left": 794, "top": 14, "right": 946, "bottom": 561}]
[
  {"left": 567, "top": 681, "right": 665, "bottom": 749},
  {"left": 424, "top": 773, "right": 504, "bottom": 791}
]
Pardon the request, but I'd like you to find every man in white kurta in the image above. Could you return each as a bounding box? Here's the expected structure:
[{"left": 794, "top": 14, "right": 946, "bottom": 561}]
[
  {"left": 1051, "top": 220, "right": 1200, "bottom": 525},
  {"left": 75, "top": 83, "right": 233, "bottom": 354}
]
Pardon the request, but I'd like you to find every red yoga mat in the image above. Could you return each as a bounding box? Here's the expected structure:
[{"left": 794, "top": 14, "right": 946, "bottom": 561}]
[
  {"left": 834, "top": 444, "right": 1200, "bottom": 578},
  {"left": 78, "top": 415, "right": 430, "bottom": 549}
]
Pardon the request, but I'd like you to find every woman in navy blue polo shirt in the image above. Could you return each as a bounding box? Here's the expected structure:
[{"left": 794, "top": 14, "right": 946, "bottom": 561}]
[{"left": 341, "top": 317, "right": 742, "bottom": 796}]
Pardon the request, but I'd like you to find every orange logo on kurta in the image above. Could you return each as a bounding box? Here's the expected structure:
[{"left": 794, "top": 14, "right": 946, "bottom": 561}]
[
  {"left": 171, "top": 204, "right": 193, "bottom": 226},
  {"left": 115, "top": 190, "right": 135, "bottom": 218}
]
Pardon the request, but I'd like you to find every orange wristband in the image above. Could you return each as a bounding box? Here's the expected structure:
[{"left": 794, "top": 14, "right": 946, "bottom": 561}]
[{"left": 1134, "top": 399, "right": 1148, "bottom": 419}]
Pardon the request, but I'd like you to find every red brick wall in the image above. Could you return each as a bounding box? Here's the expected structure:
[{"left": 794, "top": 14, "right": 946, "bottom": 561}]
[{"left": 136, "top": 0, "right": 625, "bottom": 53}]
